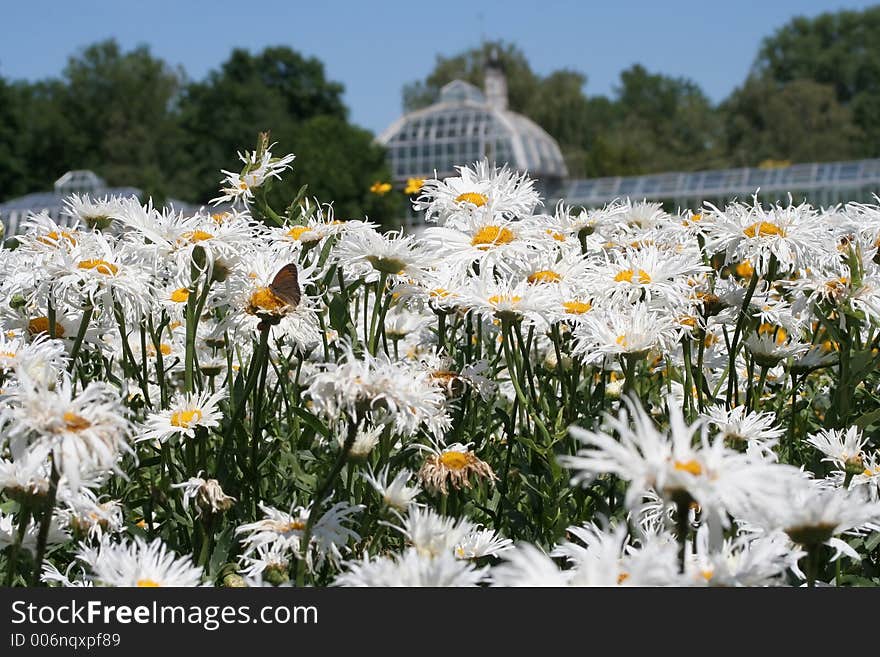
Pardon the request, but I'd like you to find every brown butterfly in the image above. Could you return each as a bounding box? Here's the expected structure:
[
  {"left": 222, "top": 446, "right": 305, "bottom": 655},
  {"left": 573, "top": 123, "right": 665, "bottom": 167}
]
[{"left": 269, "top": 263, "right": 301, "bottom": 309}]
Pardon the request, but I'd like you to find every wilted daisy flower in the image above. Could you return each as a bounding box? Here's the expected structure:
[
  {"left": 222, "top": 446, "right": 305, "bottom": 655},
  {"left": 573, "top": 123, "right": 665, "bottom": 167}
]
[
  {"left": 212, "top": 144, "right": 295, "bottom": 206},
  {"left": 139, "top": 390, "right": 225, "bottom": 444},
  {"left": 363, "top": 466, "right": 421, "bottom": 510},
  {"left": 2, "top": 375, "right": 132, "bottom": 489},
  {"left": 172, "top": 472, "right": 236, "bottom": 517},
  {"left": 417, "top": 442, "right": 497, "bottom": 495},
  {"left": 79, "top": 537, "right": 205, "bottom": 587},
  {"left": 414, "top": 159, "right": 540, "bottom": 226},
  {"left": 334, "top": 548, "right": 488, "bottom": 587}
]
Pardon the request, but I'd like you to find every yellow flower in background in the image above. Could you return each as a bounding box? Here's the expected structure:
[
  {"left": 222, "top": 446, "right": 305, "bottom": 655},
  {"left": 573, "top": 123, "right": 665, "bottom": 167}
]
[
  {"left": 404, "top": 177, "right": 424, "bottom": 195},
  {"left": 370, "top": 181, "right": 392, "bottom": 195}
]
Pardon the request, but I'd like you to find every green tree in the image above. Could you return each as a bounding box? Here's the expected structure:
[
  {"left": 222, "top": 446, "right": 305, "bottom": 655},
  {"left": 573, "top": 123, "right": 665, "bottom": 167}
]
[
  {"left": 751, "top": 7, "right": 880, "bottom": 154},
  {"left": 401, "top": 43, "right": 722, "bottom": 178},
  {"left": 723, "top": 77, "right": 862, "bottom": 166},
  {"left": 53, "top": 40, "right": 187, "bottom": 201},
  {"left": 180, "top": 46, "right": 397, "bottom": 223},
  {"left": 402, "top": 42, "right": 539, "bottom": 114},
  {"left": 0, "top": 75, "right": 26, "bottom": 199}
]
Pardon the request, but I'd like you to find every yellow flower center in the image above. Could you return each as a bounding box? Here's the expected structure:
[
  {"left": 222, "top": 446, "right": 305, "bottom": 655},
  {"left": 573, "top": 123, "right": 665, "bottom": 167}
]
[
  {"left": 146, "top": 343, "right": 174, "bottom": 358},
  {"left": 471, "top": 225, "right": 514, "bottom": 250},
  {"left": 211, "top": 212, "right": 228, "bottom": 224},
  {"left": 528, "top": 270, "right": 561, "bottom": 284},
  {"left": 439, "top": 451, "right": 471, "bottom": 470},
  {"left": 430, "top": 288, "right": 450, "bottom": 299},
  {"left": 38, "top": 230, "right": 77, "bottom": 246},
  {"left": 170, "top": 409, "right": 203, "bottom": 428},
  {"left": 757, "top": 323, "right": 788, "bottom": 344},
  {"left": 182, "top": 230, "right": 213, "bottom": 243},
  {"left": 616, "top": 335, "right": 628, "bottom": 347},
  {"left": 282, "top": 520, "right": 307, "bottom": 532},
  {"left": 248, "top": 287, "right": 286, "bottom": 313},
  {"left": 563, "top": 300, "right": 592, "bottom": 315},
  {"left": 136, "top": 579, "right": 161, "bottom": 587},
  {"left": 735, "top": 261, "right": 754, "bottom": 278},
  {"left": 743, "top": 222, "right": 785, "bottom": 238},
  {"left": 27, "top": 317, "right": 65, "bottom": 337},
  {"left": 455, "top": 192, "right": 488, "bottom": 207},
  {"left": 545, "top": 229, "right": 567, "bottom": 242},
  {"left": 674, "top": 460, "right": 703, "bottom": 475},
  {"left": 700, "top": 569, "right": 714, "bottom": 581},
  {"left": 614, "top": 269, "right": 652, "bottom": 284},
  {"left": 488, "top": 294, "right": 521, "bottom": 306},
  {"left": 78, "top": 259, "right": 118, "bottom": 276},
  {"left": 170, "top": 288, "right": 190, "bottom": 303},
  {"left": 287, "top": 226, "right": 310, "bottom": 240},
  {"left": 617, "top": 572, "right": 630, "bottom": 584},
  {"left": 63, "top": 412, "right": 92, "bottom": 432}
]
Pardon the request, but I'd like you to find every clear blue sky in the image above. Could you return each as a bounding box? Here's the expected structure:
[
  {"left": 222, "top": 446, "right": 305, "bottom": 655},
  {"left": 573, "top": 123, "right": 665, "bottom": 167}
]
[{"left": 1, "top": 0, "right": 876, "bottom": 134}]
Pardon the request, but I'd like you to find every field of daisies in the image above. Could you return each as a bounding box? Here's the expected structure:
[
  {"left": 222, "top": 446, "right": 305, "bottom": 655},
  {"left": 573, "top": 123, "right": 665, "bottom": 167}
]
[{"left": 2, "top": 137, "right": 880, "bottom": 588}]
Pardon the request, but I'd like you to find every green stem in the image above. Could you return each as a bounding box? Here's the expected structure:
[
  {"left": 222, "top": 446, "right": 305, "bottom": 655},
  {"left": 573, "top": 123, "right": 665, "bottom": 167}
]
[
  {"left": 67, "top": 305, "right": 93, "bottom": 372},
  {"left": 675, "top": 495, "right": 691, "bottom": 575},
  {"left": 298, "top": 417, "right": 358, "bottom": 584},
  {"left": 5, "top": 506, "right": 31, "bottom": 586},
  {"left": 727, "top": 269, "right": 760, "bottom": 408},
  {"left": 31, "top": 463, "right": 60, "bottom": 586}
]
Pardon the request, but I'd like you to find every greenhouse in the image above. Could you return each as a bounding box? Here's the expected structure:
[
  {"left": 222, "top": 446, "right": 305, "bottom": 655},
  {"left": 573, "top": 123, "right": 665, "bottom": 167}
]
[{"left": 377, "top": 66, "right": 568, "bottom": 188}]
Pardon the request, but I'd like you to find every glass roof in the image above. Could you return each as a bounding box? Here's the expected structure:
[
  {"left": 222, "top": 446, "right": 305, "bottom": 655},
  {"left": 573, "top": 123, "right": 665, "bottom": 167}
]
[
  {"left": 378, "top": 80, "right": 568, "bottom": 181},
  {"left": 556, "top": 159, "right": 880, "bottom": 208}
]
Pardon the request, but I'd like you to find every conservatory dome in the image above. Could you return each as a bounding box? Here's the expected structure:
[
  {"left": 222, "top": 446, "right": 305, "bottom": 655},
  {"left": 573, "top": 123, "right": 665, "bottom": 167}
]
[{"left": 377, "top": 62, "right": 568, "bottom": 184}]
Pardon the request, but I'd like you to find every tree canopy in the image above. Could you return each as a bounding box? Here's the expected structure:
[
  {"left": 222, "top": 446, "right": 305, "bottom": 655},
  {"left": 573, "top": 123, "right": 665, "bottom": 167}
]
[
  {"left": 0, "top": 40, "right": 397, "bottom": 223},
  {"left": 1, "top": 6, "right": 879, "bottom": 216},
  {"left": 403, "top": 6, "right": 880, "bottom": 177}
]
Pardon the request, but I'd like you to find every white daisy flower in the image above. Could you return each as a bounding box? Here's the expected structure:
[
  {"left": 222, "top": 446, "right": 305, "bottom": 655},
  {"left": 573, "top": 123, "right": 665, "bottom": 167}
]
[
  {"left": 139, "top": 390, "right": 225, "bottom": 444},
  {"left": 362, "top": 466, "right": 421, "bottom": 510},
  {"left": 79, "top": 537, "right": 205, "bottom": 587},
  {"left": 413, "top": 159, "right": 540, "bottom": 226},
  {"left": 334, "top": 547, "right": 487, "bottom": 587}
]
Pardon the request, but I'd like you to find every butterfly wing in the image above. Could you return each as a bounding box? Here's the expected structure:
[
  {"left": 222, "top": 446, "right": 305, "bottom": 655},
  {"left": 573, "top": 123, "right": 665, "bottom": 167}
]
[{"left": 269, "top": 263, "right": 301, "bottom": 308}]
